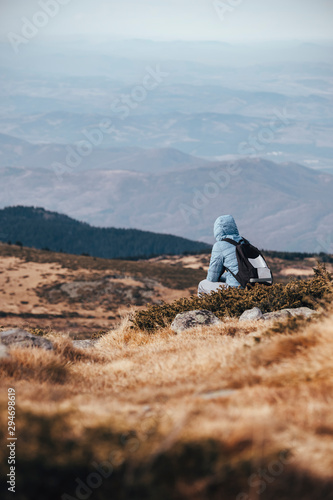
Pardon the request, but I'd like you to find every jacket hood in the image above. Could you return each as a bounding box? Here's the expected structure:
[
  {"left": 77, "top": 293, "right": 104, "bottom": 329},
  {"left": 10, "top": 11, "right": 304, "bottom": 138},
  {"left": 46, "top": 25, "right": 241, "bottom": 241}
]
[{"left": 213, "top": 215, "right": 239, "bottom": 241}]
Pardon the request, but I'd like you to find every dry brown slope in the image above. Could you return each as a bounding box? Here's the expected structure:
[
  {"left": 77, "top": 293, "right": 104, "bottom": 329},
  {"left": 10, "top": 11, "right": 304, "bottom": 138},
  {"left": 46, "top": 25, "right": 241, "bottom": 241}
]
[
  {"left": 1, "top": 242, "right": 331, "bottom": 337},
  {"left": 0, "top": 243, "right": 206, "bottom": 336},
  {"left": 0, "top": 308, "right": 333, "bottom": 499}
]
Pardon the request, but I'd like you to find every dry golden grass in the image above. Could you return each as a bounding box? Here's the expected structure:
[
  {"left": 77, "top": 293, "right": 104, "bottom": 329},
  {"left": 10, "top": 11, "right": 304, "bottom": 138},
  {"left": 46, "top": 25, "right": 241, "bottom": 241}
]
[
  {"left": 1, "top": 305, "right": 333, "bottom": 499},
  {"left": 0, "top": 243, "right": 205, "bottom": 336}
]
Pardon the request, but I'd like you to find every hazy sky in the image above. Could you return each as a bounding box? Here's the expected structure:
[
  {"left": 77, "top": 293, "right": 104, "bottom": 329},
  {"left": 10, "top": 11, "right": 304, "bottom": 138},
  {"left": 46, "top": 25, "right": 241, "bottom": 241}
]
[{"left": 1, "top": 0, "right": 333, "bottom": 43}]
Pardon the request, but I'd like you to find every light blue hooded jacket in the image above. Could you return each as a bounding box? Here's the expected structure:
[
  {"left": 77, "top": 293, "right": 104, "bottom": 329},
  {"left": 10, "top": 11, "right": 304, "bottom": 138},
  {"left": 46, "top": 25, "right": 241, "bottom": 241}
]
[{"left": 206, "top": 215, "right": 243, "bottom": 287}]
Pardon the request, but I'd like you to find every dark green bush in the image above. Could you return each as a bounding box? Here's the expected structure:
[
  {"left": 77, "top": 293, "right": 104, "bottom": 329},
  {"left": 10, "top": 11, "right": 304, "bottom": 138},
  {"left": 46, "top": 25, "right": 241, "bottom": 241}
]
[{"left": 131, "top": 264, "right": 332, "bottom": 331}]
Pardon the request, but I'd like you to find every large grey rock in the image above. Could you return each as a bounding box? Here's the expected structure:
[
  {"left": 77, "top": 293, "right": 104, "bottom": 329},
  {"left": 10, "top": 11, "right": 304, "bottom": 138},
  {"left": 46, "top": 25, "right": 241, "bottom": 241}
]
[
  {"left": 72, "top": 339, "right": 97, "bottom": 349},
  {"left": 0, "top": 328, "right": 53, "bottom": 350},
  {"left": 262, "top": 310, "right": 292, "bottom": 321},
  {"left": 239, "top": 307, "right": 263, "bottom": 322},
  {"left": 262, "top": 307, "right": 317, "bottom": 322},
  {"left": 171, "top": 309, "right": 222, "bottom": 334},
  {"left": 0, "top": 344, "right": 10, "bottom": 359},
  {"left": 284, "top": 307, "right": 316, "bottom": 318}
]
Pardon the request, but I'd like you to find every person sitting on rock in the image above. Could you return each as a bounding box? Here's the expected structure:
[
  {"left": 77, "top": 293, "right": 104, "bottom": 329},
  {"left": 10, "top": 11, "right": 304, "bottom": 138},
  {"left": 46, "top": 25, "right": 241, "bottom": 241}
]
[{"left": 198, "top": 214, "right": 243, "bottom": 296}]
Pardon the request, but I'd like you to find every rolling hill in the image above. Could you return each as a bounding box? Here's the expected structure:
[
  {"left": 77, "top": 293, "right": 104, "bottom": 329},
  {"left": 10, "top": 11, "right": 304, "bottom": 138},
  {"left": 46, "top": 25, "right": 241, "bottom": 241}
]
[
  {"left": 0, "top": 132, "right": 210, "bottom": 173},
  {"left": 0, "top": 206, "right": 210, "bottom": 259}
]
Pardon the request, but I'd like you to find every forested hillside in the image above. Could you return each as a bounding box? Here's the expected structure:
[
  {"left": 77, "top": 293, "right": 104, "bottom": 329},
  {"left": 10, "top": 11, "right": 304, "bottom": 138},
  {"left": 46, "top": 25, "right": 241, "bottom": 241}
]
[{"left": 0, "top": 206, "right": 210, "bottom": 259}]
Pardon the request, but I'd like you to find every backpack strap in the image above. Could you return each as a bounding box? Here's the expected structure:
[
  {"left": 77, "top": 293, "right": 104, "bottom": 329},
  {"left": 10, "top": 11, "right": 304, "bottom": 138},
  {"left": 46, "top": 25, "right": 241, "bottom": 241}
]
[
  {"left": 222, "top": 238, "right": 238, "bottom": 246},
  {"left": 221, "top": 238, "right": 244, "bottom": 286},
  {"left": 222, "top": 237, "right": 247, "bottom": 246},
  {"left": 223, "top": 265, "right": 240, "bottom": 284}
]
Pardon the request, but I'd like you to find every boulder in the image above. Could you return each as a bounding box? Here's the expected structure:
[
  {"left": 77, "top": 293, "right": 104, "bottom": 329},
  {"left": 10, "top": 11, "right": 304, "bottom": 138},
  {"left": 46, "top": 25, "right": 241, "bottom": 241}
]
[
  {"left": 171, "top": 309, "right": 222, "bottom": 334},
  {"left": 262, "top": 307, "right": 317, "bottom": 321},
  {"left": 0, "top": 344, "right": 10, "bottom": 359},
  {"left": 239, "top": 307, "right": 263, "bottom": 322},
  {"left": 72, "top": 339, "right": 97, "bottom": 349},
  {"left": 0, "top": 328, "right": 53, "bottom": 350},
  {"left": 262, "top": 310, "right": 292, "bottom": 321},
  {"left": 283, "top": 307, "right": 316, "bottom": 318}
]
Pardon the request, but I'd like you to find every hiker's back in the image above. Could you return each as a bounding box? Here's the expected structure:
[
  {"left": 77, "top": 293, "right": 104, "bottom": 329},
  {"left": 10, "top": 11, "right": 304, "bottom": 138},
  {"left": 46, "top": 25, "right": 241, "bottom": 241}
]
[
  {"left": 207, "top": 237, "right": 243, "bottom": 287},
  {"left": 222, "top": 238, "right": 273, "bottom": 288},
  {"left": 199, "top": 215, "right": 273, "bottom": 297}
]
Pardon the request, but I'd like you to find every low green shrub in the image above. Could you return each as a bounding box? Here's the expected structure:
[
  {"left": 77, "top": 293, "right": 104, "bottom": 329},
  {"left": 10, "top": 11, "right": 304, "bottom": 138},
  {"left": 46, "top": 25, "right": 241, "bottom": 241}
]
[{"left": 131, "top": 263, "right": 332, "bottom": 331}]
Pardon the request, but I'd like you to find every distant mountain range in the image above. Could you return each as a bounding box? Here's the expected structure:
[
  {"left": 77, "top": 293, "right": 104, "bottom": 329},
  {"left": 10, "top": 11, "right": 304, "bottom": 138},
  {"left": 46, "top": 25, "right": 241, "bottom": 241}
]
[
  {"left": 1, "top": 40, "right": 332, "bottom": 255},
  {"left": 1, "top": 155, "right": 333, "bottom": 252},
  {"left": 0, "top": 206, "right": 210, "bottom": 259},
  {"left": 1, "top": 101, "right": 332, "bottom": 172},
  {"left": 0, "top": 132, "right": 210, "bottom": 173}
]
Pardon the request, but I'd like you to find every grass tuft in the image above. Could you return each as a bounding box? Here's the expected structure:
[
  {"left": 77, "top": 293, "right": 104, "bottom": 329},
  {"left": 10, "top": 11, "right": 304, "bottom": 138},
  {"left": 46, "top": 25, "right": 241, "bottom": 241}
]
[{"left": 0, "top": 348, "right": 68, "bottom": 384}]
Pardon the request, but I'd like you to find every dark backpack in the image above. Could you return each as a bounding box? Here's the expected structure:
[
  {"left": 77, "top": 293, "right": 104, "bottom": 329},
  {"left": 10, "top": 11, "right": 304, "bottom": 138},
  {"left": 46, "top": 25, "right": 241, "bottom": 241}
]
[{"left": 222, "top": 238, "right": 273, "bottom": 288}]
